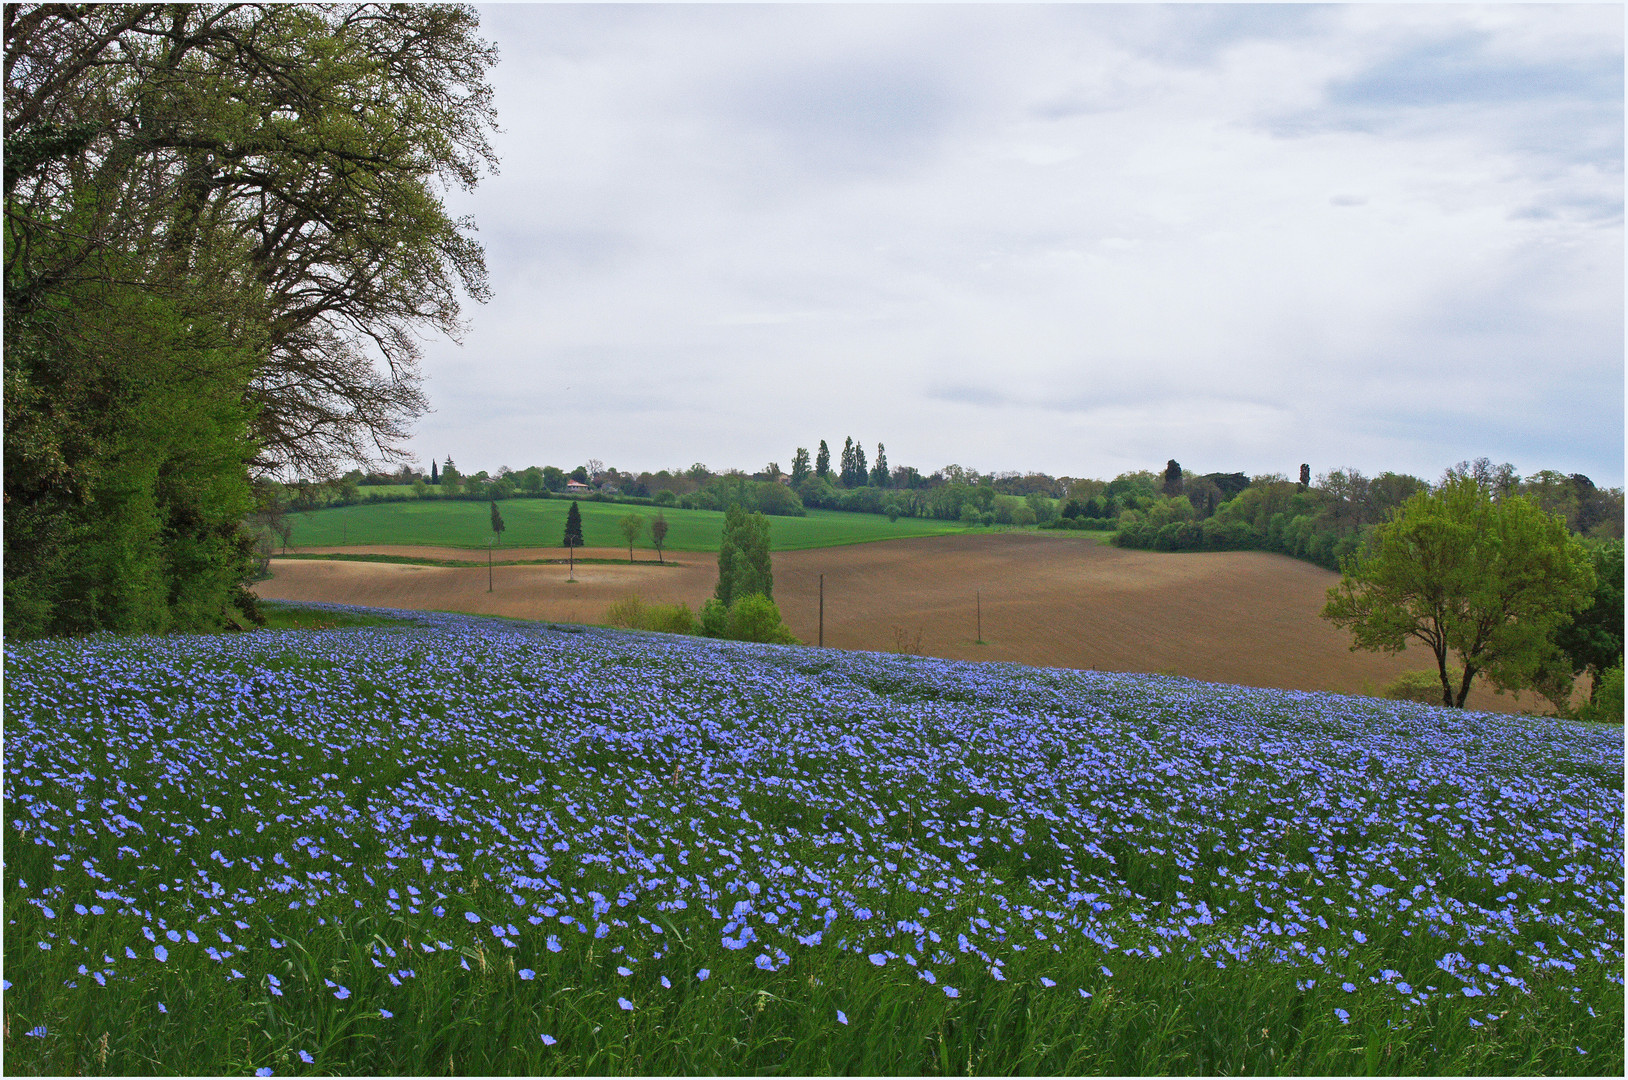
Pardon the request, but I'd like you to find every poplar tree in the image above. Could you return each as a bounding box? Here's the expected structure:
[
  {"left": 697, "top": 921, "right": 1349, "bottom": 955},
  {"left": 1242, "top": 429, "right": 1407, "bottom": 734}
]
[
  {"left": 815, "top": 440, "right": 831, "bottom": 480},
  {"left": 715, "top": 503, "right": 773, "bottom": 607},
  {"left": 870, "top": 443, "right": 890, "bottom": 487}
]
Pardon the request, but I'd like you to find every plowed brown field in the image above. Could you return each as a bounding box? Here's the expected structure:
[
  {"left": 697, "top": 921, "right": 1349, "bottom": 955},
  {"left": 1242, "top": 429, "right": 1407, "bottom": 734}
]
[{"left": 254, "top": 533, "right": 1550, "bottom": 715}]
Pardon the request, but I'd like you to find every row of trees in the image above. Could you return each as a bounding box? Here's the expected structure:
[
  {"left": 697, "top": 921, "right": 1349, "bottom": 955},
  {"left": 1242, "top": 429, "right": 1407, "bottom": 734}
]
[{"left": 4, "top": 4, "right": 499, "bottom": 639}]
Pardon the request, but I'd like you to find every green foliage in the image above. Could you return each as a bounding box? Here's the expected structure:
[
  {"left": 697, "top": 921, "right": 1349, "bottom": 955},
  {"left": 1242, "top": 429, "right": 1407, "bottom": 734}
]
[
  {"left": 751, "top": 481, "right": 806, "bottom": 517},
  {"left": 603, "top": 594, "right": 697, "bottom": 635},
  {"left": 1322, "top": 477, "right": 1596, "bottom": 709},
  {"left": 1575, "top": 665, "right": 1623, "bottom": 724},
  {"left": 618, "top": 512, "right": 644, "bottom": 561},
  {"left": 4, "top": 259, "right": 260, "bottom": 639},
  {"left": 1554, "top": 539, "right": 1624, "bottom": 697},
  {"left": 699, "top": 597, "right": 730, "bottom": 638},
  {"left": 715, "top": 504, "right": 773, "bottom": 607},
  {"left": 490, "top": 501, "right": 506, "bottom": 538},
  {"left": 563, "top": 502, "right": 584, "bottom": 549},
  {"left": 815, "top": 439, "right": 831, "bottom": 480},
  {"left": 1382, "top": 671, "right": 1450, "bottom": 706},
  {"left": 724, "top": 593, "right": 800, "bottom": 644},
  {"left": 790, "top": 447, "right": 812, "bottom": 484}
]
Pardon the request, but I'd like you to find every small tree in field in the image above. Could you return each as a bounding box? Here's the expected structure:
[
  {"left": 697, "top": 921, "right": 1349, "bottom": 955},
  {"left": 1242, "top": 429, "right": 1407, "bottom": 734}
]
[
  {"left": 1322, "top": 475, "right": 1595, "bottom": 709},
  {"left": 563, "top": 500, "right": 584, "bottom": 581},
  {"left": 618, "top": 512, "right": 643, "bottom": 563},
  {"left": 651, "top": 511, "right": 670, "bottom": 565},
  {"left": 488, "top": 500, "right": 505, "bottom": 591}
]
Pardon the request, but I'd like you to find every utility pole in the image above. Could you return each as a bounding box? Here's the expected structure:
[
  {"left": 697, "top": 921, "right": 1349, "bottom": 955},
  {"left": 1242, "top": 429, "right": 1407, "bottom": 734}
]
[
  {"left": 818, "top": 574, "right": 824, "bottom": 648},
  {"left": 488, "top": 538, "right": 494, "bottom": 592},
  {"left": 976, "top": 590, "right": 983, "bottom": 645}
]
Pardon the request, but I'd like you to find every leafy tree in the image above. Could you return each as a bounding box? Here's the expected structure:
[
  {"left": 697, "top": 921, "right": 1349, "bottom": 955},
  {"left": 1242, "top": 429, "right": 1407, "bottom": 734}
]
[
  {"left": 1554, "top": 540, "right": 1624, "bottom": 704},
  {"left": 1163, "top": 460, "right": 1184, "bottom": 497},
  {"left": 6, "top": 4, "right": 499, "bottom": 478},
  {"left": 440, "top": 462, "right": 462, "bottom": 497},
  {"left": 815, "top": 441, "right": 832, "bottom": 480},
  {"left": 1298, "top": 464, "right": 1311, "bottom": 490},
  {"left": 839, "top": 437, "right": 856, "bottom": 486},
  {"left": 491, "top": 501, "right": 506, "bottom": 538},
  {"left": 790, "top": 447, "right": 812, "bottom": 484},
  {"left": 651, "top": 511, "right": 670, "bottom": 565},
  {"left": 431, "top": 459, "right": 440, "bottom": 485},
  {"left": 753, "top": 482, "right": 806, "bottom": 517},
  {"left": 618, "top": 512, "right": 644, "bottom": 563},
  {"left": 715, "top": 503, "right": 773, "bottom": 608},
  {"left": 1322, "top": 476, "right": 1596, "bottom": 709},
  {"left": 542, "top": 466, "right": 566, "bottom": 492}
]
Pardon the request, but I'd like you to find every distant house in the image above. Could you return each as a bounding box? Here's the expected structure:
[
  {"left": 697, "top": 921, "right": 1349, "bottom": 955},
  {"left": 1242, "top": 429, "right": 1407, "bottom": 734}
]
[
  {"left": 565, "top": 480, "right": 590, "bottom": 494},
  {"left": 777, "top": 474, "right": 793, "bottom": 485},
  {"left": 599, "top": 484, "right": 620, "bottom": 496}
]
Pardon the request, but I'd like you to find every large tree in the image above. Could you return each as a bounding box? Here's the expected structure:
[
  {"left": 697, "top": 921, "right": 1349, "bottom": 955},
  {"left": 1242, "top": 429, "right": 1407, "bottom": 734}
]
[
  {"left": 1322, "top": 476, "right": 1596, "bottom": 709},
  {"left": 714, "top": 502, "right": 772, "bottom": 608},
  {"left": 4, "top": 3, "right": 498, "bottom": 638},
  {"left": 815, "top": 440, "right": 831, "bottom": 480}
]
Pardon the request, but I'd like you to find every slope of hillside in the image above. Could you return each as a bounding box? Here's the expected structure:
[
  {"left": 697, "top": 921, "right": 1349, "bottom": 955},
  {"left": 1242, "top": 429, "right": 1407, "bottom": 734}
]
[
  {"left": 256, "top": 532, "right": 1552, "bottom": 715},
  {"left": 4, "top": 608, "right": 1620, "bottom": 1075}
]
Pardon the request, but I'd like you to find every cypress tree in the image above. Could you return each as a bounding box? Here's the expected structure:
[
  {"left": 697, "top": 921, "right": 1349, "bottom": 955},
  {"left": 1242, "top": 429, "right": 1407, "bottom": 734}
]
[
  {"left": 563, "top": 500, "right": 584, "bottom": 548},
  {"left": 563, "top": 500, "right": 584, "bottom": 581}
]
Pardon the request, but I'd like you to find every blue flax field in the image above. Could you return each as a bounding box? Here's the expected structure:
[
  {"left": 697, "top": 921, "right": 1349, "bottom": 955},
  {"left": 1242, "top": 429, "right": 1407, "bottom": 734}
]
[{"left": 3, "top": 606, "right": 1622, "bottom": 1074}]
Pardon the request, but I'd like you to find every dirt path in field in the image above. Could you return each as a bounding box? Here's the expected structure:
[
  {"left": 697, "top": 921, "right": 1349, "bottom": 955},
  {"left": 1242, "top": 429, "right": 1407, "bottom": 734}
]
[
  {"left": 255, "top": 533, "right": 1549, "bottom": 715},
  {"left": 279, "top": 545, "right": 699, "bottom": 564}
]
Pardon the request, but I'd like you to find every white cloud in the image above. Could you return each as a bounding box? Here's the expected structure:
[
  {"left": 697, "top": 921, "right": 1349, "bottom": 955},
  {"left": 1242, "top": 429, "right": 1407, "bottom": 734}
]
[{"left": 411, "top": 3, "right": 1623, "bottom": 486}]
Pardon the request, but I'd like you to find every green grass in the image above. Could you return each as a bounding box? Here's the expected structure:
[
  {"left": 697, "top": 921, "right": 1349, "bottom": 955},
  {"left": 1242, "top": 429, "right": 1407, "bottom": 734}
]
[
  {"left": 5, "top": 607, "right": 1619, "bottom": 1075},
  {"left": 277, "top": 499, "right": 979, "bottom": 552}
]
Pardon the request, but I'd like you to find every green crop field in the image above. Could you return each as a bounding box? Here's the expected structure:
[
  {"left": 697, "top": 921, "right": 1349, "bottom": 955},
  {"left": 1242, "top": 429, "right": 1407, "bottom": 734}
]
[
  {"left": 4, "top": 604, "right": 1620, "bottom": 1076},
  {"left": 278, "top": 499, "right": 975, "bottom": 552}
]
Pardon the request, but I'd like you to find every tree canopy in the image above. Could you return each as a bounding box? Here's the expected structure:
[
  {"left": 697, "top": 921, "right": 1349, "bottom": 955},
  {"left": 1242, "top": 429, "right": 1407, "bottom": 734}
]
[
  {"left": 4, "top": 3, "right": 498, "bottom": 638},
  {"left": 1321, "top": 476, "right": 1596, "bottom": 709}
]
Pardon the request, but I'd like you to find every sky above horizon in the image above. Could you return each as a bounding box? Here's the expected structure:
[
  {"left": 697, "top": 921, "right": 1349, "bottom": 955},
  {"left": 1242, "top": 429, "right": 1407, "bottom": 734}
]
[{"left": 408, "top": 2, "right": 1625, "bottom": 487}]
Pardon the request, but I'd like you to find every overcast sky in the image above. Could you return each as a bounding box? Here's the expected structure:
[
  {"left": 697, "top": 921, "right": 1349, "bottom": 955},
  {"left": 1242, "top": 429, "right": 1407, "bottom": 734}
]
[{"left": 410, "top": 2, "right": 1624, "bottom": 487}]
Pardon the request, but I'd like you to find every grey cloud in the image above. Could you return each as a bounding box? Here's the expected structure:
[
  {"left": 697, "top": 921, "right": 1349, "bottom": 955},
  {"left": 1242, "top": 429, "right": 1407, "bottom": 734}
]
[{"left": 715, "top": 60, "right": 963, "bottom": 179}]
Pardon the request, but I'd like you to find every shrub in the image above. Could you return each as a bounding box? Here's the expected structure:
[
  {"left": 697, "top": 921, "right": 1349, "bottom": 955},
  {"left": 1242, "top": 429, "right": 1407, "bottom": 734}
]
[
  {"left": 1576, "top": 665, "right": 1624, "bottom": 724},
  {"left": 605, "top": 595, "right": 698, "bottom": 635},
  {"left": 1383, "top": 670, "right": 1447, "bottom": 706},
  {"left": 653, "top": 489, "right": 677, "bottom": 506},
  {"left": 604, "top": 594, "right": 647, "bottom": 629},
  {"left": 643, "top": 602, "right": 698, "bottom": 636},
  {"left": 726, "top": 593, "right": 799, "bottom": 645},
  {"left": 753, "top": 481, "right": 806, "bottom": 517},
  {"left": 699, "top": 598, "right": 729, "bottom": 638}
]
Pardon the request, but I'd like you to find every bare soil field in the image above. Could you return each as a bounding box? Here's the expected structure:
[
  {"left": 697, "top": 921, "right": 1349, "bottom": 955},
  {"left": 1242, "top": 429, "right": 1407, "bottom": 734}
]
[{"left": 256, "top": 533, "right": 1552, "bottom": 715}]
